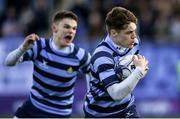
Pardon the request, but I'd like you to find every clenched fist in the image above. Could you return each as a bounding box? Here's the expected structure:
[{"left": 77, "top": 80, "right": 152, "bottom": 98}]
[{"left": 20, "top": 33, "right": 39, "bottom": 51}]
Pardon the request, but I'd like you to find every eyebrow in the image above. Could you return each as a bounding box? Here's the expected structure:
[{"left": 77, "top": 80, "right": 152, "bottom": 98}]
[{"left": 64, "top": 24, "right": 77, "bottom": 28}]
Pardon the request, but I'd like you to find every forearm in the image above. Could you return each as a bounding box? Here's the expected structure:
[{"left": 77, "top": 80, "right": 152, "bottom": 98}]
[
  {"left": 107, "top": 67, "right": 144, "bottom": 101},
  {"left": 5, "top": 46, "right": 26, "bottom": 66}
]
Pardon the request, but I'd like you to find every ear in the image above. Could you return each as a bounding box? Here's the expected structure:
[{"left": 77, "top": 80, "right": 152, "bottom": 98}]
[
  {"left": 110, "top": 29, "right": 118, "bottom": 37},
  {"left": 51, "top": 23, "right": 58, "bottom": 33}
]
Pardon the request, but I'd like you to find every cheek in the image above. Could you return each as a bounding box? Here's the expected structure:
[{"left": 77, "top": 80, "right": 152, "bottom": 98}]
[
  {"left": 57, "top": 29, "right": 65, "bottom": 35},
  {"left": 123, "top": 36, "right": 131, "bottom": 42}
]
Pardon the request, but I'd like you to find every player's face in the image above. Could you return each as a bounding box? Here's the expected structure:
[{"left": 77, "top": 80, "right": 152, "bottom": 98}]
[
  {"left": 52, "top": 18, "right": 77, "bottom": 48},
  {"left": 113, "top": 22, "right": 137, "bottom": 48}
]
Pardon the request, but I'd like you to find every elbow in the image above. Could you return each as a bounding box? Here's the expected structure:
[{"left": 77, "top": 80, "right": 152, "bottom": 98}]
[
  {"left": 109, "top": 91, "right": 127, "bottom": 101},
  {"left": 107, "top": 84, "right": 131, "bottom": 101},
  {"left": 4, "top": 59, "right": 16, "bottom": 66},
  {"left": 110, "top": 94, "right": 124, "bottom": 101}
]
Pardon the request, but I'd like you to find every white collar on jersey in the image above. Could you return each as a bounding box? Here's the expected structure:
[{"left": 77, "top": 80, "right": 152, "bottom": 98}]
[{"left": 51, "top": 38, "right": 74, "bottom": 54}]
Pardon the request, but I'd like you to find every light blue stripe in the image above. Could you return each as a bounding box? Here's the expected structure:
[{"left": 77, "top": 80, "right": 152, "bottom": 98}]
[
  {"left": 93, "top": 45, "right": 113, "bottom": 55},
  {"left": 99, "top": 69, "right": 115, "bottom": 81},
  {"left": 42, "top": 96, "right": 74, "bottom": 105},
  {"left": 79, "top": 53, "right": 91, "bottom": 70},
  {"left": 84, "top": 101, "right": 124, "bottom": 117},
  {"left": 32, "top": 79, "right": 74, "bottom": 96},
  {"left": 32, "top": 41, "right": 38, "bottom": 59},
  {"left": 31, "top": 96, "right": 72, "bottom": 116},
  {"left": 40, "top": 50, "right": 80, "bottom": 66},
  {"left": 33, "top": 71, "right": 76, "bottom": 87},
  {"left": 34, "top": 61, "right": 77, "bottom": 78},
  {"left": 76, "top": 47, "right": 85, "bottom": 60},
  {"left": 94, "top": 57, "right": 114, "bottom": 72}
]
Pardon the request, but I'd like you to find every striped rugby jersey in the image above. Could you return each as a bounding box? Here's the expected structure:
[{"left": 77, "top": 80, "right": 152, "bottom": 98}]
[
  {"left": 84, "top": 35, "right": 140, "bottom": 117},
  {"left": 22, "top": 38, "right": 91, "bottom": 116}
]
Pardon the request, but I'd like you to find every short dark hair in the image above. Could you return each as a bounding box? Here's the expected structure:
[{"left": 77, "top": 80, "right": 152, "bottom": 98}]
[
  {"left": 105, "top": 7, "right": 137, "bottom": 33},
  {"left": 52, "top": 10, "right": 78, "bottom": 23}
]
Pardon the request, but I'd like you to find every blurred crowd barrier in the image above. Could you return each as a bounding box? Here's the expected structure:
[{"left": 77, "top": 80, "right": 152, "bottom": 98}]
[{"left": 0, "top": 37, "right": 180, "bottom": 117}]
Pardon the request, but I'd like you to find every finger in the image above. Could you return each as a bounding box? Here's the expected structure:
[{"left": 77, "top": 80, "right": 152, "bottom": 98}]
[
  {"left": 142, "top": 56, "right": 146, "bottom": 60},
  {"left": 137, "top": 54, "right": 142, "bottom": 59},
  {"left": 31, "top": 34, "right": 35, "bottom": 40},
  {"left": 30, "top": 33, "right": 39, "bottom": 41},
  {"left": 26, "top": 34, "right": 33, "bottom": 39},
  {"left": 133, "top": 55, "right": 138, "bottom": 61},
  {"left": 35, "top": 34, "right": 39, "bottom": 40}
]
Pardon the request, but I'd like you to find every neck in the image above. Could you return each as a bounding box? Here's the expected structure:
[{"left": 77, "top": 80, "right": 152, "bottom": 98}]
[
  {"left": 109, "top": 35, "right": 123, "bottom": 48},
  {"left": 52, "top": 36, "right": 65, "bottom": 49}
]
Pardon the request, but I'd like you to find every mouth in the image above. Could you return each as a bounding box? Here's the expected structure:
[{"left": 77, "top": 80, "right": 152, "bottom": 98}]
[
  {"left": 64, "top": 35, "right": 72, "bottom": 41},
  {"left": 127, "top": 42, "right": 135, "bottom": 48},
  {"left": 131, "top": 42, "right": 135, "bottom": 46}
]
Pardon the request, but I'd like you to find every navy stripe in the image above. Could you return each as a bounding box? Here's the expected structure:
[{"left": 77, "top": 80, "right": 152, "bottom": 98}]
[
  {"left": 34, "top": 65, "right": 73, "bottom": 82},
  {"left": 91, "top": 51, "right": 113, "bottom": 65},
  {"left": 98, "top": 64, "right": 114, "bottom": 73},
  {"left": 45, "top": 39, "right": 79, "bottom": 58},
  {"left": 82, "top": 67, "right": 90, "bottom": 73},
  {"left": 23, "top": 52, "right": 30, "bottom": 61},
  {"left": 100, "top": 41, "right": 132, "bottom": 57},
  {"left": 32, "top": 86, "right": 73, "bottom": 101},
  {"left": 84, "top": 106, "right": 96, "bottom": 118},
  {"left": 71, "top": 45, "right": 79, "bottom": 57},
  {"left": 80, "top": 51, "right": 88, "bottom": 66},
  {"left": 36, "top": 39, "right": 42, "bottom": 59},
  {"left": 91, "top": 81, "right": 105, "bottom": 92},
  {"left": 89, "top": 81, "right": 103, "bottom": 100},
  {"left": 86, "top": 97, "right": 130, "bottom": 113},
  {"left": 135, "top": 50, "right": 139, "bottom": 54},
  {"left": 38, "top": 54, "right": 79, "bottom": 71},
  {"left": 100, "top": 42, "right": 119, "bottom": 57},
  {"left": 102, "top": 75, "right": 120, "bottom": 89},
  {"left": 91, "top": 70, "right": 99, "bottom": 79},
  {"left": 33, "top": 74, "right": 75, "bottom": 92},
  {"left": 31, "top": 93, "right": 72, "bottom": 109},
  {"left": 94, "top": 95, "right": 114, "bottom": 101},
  {"left": 90, "top": 81, "right": 114, "bottom": 102},
  {"left": 30, "top": 49, "right": 34, "bottom": 60}
]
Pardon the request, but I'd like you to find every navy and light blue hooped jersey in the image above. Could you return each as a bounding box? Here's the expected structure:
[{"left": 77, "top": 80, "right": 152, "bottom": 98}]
[
  {"left": 84, "top": 35, "right": 140, "bottom": 117},
  {"left": 22, "top": 38, "right": 91, "bottom": 116}
]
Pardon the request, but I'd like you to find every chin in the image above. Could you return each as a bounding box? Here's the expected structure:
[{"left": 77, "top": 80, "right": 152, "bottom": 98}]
[
  {"left": 128, "top": 45, "right": 134, "bottom": 48},
  {"left": 65, "top": 43, "right": 71, "bottom": 46}
]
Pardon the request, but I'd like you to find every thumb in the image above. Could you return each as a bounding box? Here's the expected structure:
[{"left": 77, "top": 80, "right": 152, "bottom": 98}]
[{"left": 133, "top": 55, "right": 138, "bottom": 61}]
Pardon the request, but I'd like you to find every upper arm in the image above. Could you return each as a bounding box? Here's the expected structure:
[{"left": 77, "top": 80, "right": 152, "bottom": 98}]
[
  {"left": 92, "top": 51, "right": 120, "bottom": 89},
  {"left": 77, "top": 48, "right": 91, "bottom": 73}
]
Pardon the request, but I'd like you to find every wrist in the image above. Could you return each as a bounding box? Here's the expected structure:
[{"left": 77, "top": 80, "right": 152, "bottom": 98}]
[
  {"left": 132, "top": 67, "right": 145, "bottom": 79},
  {"left": 19, "top": 45, "right": 27, "bottom": 52}
]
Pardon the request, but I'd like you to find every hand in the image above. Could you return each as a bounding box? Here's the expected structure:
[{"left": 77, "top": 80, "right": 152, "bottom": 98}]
[
  {"left": 20, "top": 33, "right": 39, "bottom": 51},
  {"left": 133, "top": 54, "right": 149, "bottom": 76}
]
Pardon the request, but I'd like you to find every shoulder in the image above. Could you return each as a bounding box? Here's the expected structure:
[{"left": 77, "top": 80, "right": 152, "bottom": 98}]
[
  {"left": 73, "top": 44, "right": 91, "bottom": 60},
  {"left": 36, "top": 37, "right": 49, "bottom": 47},
  {"left": 91, "top": 47, "right": 113, "bottom": 65}
]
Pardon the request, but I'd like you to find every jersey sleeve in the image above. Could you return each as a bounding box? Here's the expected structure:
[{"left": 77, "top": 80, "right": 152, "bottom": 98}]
[
  {"left": 23, "top": 39, "right": 42, "bottom": 61},
  {"left": 76, "top": 47, "right": 91, "bottom": 74},
  {"left": 92, "top": 51, "right": 120, "bottom": 89}
]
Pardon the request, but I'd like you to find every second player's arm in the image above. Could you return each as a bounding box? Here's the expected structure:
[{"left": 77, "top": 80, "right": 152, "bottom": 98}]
[{"left": 5, "top": 33, "right": 39, "bottom": 66}]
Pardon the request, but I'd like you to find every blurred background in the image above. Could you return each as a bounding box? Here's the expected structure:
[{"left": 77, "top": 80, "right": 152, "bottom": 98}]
[{"left": 0, "top": 0, "right": 180, "bottom": 117}]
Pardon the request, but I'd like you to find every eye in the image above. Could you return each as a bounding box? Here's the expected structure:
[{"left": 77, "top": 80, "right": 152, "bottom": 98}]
[
  {"left": 73, "top": 27, "right": 77, "bottom": 31},
  {"left": 64, "top": 25, "right": 70, "bottom": 29}
]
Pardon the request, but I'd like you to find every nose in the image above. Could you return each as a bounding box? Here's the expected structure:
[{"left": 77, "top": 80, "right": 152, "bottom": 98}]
[
  {"left": 131, "top": 32, "right": 136, "bottom": 39},
  {"left": 69, "top": 28, "right": 76, "bottom": 34}
]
